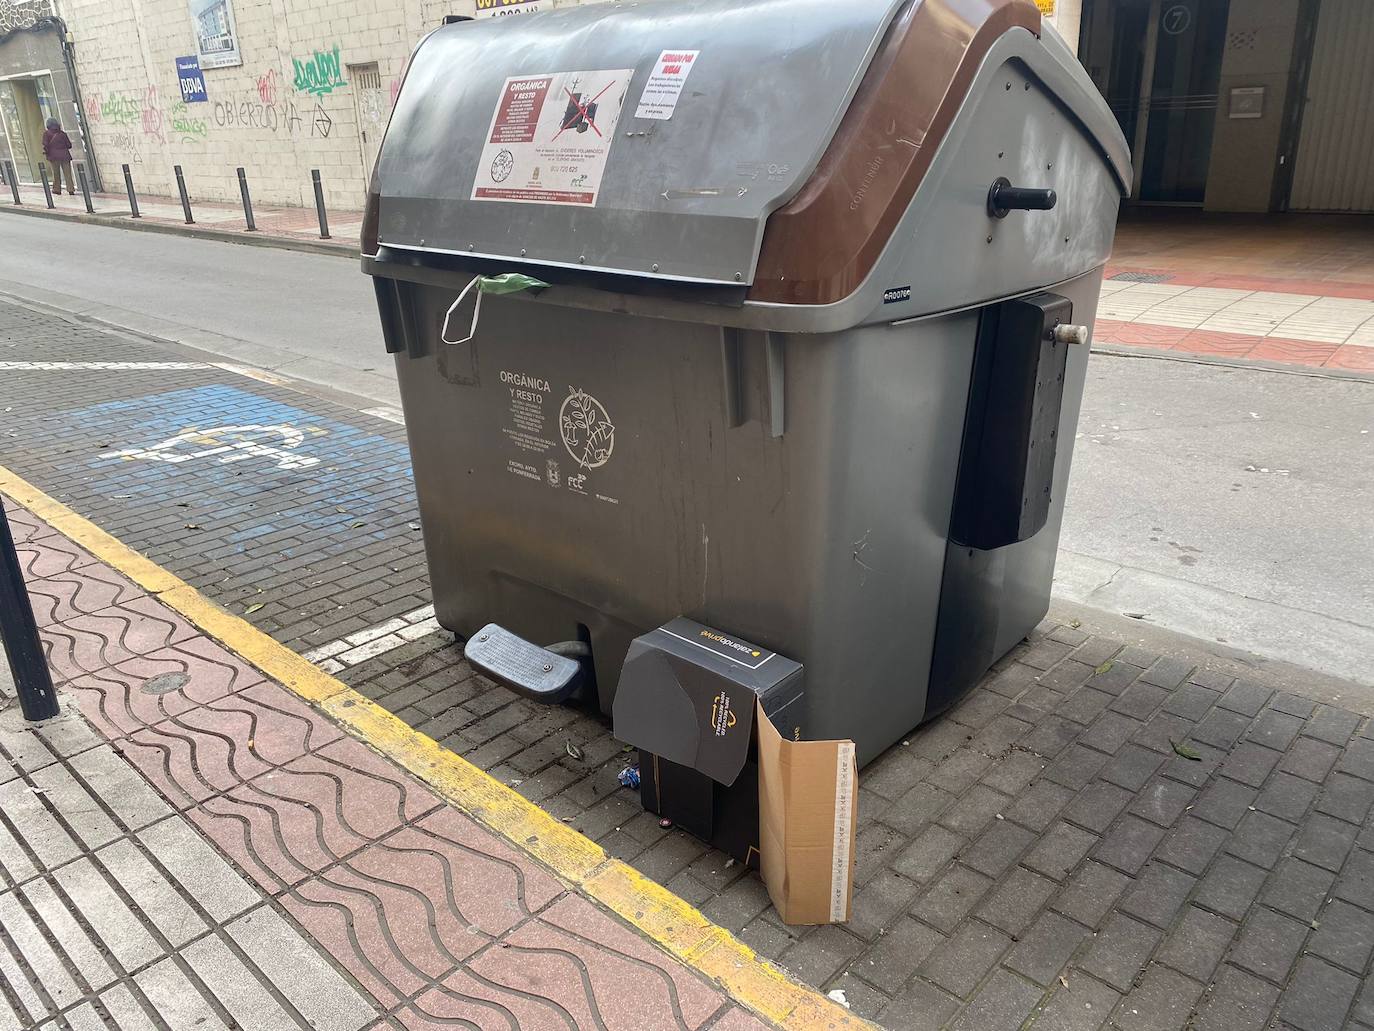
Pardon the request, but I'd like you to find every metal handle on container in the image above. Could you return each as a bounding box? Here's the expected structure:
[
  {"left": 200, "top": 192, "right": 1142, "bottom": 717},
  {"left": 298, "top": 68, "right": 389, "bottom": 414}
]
[{"left": 987, "top": 176, "right": 1057, "bottom": 219}]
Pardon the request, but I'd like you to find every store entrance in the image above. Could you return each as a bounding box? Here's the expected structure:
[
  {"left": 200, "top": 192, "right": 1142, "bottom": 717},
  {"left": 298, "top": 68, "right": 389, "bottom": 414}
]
[
  {"left": 0, "top": 74, "right": 60, "bottom": 183},
  {"left": 1082, "top": 0, "right": 1231, "bottom": 204}
]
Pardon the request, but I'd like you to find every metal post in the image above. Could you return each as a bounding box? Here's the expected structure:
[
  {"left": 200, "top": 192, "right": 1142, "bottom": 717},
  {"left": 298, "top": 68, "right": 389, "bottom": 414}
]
[
  {"left": 311, "top": 168, "right": 330, "bottom": 239},
  {"left": 174, "top": 164, "right": 194, "bottom": 224},
  {"left": 4, "top": 161, "right": 19, "bottom": 205},
  {"left": 122, "top": 163, "right": 140, "bottom": 218},
  {"left": 75, "top": 162, "right": 94, "bottom": 214},
  {"left": 236, "top": 167, "right": 256, "bottom": 231},
  {"left": 38, "top": 163, "right": 54, "bottom": 209},
  {"left": 0, "top": 498, "right": 60, "bottom": 722}
]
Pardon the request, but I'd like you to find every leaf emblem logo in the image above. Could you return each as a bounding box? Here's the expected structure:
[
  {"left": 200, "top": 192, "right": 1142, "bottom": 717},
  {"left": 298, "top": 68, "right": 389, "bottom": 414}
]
[{"left": 559, "top": 388, "right": 616, "bottom": 469}]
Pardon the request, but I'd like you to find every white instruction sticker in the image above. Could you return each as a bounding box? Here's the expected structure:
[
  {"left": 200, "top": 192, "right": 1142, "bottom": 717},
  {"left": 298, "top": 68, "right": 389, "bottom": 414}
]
[
  {"left": 634, "top": 50, "right": 700, "bottom": 120},
  {"left": 830, "top": 741, "right": 856, "bottom": 922},
  {"left": 472, "top": 69, "right": 632, "bottom": 206}
]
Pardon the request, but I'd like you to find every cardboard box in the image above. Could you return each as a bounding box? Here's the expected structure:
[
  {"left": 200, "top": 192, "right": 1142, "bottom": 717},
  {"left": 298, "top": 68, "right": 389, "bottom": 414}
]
[
  {"left": 757, "top": 699, "right": 858, "bottom": 925},
  {"left": 613, "top": 618, "right": 857, "bottom": 925}
]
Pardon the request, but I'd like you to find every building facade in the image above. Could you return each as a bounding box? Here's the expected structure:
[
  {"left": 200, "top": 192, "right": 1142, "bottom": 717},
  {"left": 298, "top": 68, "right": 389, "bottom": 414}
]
[
  {"left": 8, "top": 0, "right": 1367, "bottom": 215},
  {"left": 22, "top": 0, "right": 1086, "bottom": 211},
  {"left": 1079, "top": 0, "right": 1374, "bottom": 212},
  {"left": 0, "top": 0, "right": 92, "bottom": 184}
]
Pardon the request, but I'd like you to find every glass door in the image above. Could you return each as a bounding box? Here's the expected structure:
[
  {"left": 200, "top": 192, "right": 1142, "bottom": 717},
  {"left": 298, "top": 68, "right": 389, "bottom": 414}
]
[
  {"left": 0, "top": 81, "right": 36, "bottom": 182},
  {"left": 1137, "top": 0, "right": 1231, "bottom": 202},
  {"left": 0, "top": 77, "right": 56, "bottom": 183},
  {"left": 1085, "top": 0, "right": 1231, "bottom": 204}
]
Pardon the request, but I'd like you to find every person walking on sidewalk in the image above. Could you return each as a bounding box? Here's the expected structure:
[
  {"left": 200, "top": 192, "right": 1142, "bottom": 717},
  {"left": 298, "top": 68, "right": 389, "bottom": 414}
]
[{"left": 42, "top": 118, "right": 75, "bottom": 196}]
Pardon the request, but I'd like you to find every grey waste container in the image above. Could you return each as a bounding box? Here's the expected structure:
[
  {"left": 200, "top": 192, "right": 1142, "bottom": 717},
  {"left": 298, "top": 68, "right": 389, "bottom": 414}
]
[{"left": 363, "top": 0, "right": 1131, "bottom": 768}]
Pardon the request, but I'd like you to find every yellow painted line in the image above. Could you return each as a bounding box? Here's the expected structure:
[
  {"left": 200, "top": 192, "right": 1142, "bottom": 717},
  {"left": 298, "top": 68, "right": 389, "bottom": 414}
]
[{"left": 0, "top": 463, "right": 872, "bottom": 1031}]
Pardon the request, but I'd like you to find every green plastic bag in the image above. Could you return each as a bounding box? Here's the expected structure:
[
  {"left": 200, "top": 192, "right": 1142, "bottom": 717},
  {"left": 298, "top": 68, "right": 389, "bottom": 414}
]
[
  {"left": 478, "top": 272, "right": 550, "bottom": 295},
  {"left": 442, "top": 273, "right": 550, "bottom": 343}
]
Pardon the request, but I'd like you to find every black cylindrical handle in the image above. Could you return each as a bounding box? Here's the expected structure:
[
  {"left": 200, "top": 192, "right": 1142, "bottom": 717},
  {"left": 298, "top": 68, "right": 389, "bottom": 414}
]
[{"left": 988, "top": 176, "right": 1057, "bottom": 218}]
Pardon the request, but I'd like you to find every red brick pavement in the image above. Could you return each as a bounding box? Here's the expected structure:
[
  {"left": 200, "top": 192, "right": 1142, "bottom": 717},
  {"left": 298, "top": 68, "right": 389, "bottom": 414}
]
[{"left": 8, "top": 498, "right": 779, "bottom": 1031}]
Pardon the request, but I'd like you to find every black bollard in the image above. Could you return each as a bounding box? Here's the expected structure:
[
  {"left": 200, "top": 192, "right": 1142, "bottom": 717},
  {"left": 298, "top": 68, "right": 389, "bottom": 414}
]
[
  {"left": 122, "top": 164, "right": 140, "bottom": 218},
  {"left": 311, "top": 168, "right": 330, "bottom": 240},
  {"left": 237, "top": 167, "right": 256, "bottom": 231},
  {"left": 38, "top": 163, "right": 54, "bottom": 209},
  {"left": 4, "top": 161, "right": 19, "bottom": 205},
  {"left": 174, "top": 164, "right": 194, "bottom": 224},
  {"left": 0, "top": 498, "right": 60, "bottom": 722},
  {"left": 76, "top": 162, "right": 94, "bottom": 214}
]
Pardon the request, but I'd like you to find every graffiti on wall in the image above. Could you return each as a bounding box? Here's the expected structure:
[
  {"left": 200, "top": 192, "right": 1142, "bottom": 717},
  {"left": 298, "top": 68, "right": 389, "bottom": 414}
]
[
  {"left": 311, "top": 102, "right": 332, "bottom": 138},
  {"left": 170, "top": 103, "right": 209, "bottom": 142},
  {"left": 255, "top": 69, "right": 279, "bottom": 107},
  {"left": 211, "top": 94, "right": 308, "bottom": 136},
  {"left": 99, "top": 93, "right": 141, "bottom": 127},
  {"left": 291, "top": 45, "right": 347, "bottom": 97},
  {"left": 109, "top": 131, "right": 142, "bottom": 164},
  {"left": 141, "top": 86, "right": 165, "bottom": 144}
]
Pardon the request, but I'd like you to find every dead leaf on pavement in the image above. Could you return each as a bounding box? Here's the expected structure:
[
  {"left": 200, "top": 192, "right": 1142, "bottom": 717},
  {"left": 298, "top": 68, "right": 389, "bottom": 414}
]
[
  {"left": 1171, "top": 739, "right": 1202, "bottom": 761},
  {"left": 1095, "top": 661, "right": 1114, "bottom": 675}
]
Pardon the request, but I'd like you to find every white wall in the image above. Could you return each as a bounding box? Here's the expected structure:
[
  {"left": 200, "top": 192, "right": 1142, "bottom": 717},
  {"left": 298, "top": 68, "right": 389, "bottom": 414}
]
[{"left": 51, "top": 0, "right": 604, "bottom": 209}]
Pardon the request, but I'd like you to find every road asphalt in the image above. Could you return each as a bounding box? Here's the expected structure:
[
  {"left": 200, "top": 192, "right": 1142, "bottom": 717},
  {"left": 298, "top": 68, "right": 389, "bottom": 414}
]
[{"left": 2, "top": 214, "right": 1370, "bottom": 686}]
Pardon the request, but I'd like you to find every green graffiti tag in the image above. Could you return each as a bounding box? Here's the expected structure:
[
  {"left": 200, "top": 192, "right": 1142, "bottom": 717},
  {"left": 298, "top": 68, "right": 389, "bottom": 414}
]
[
  {"left": 101, "top": 93, "right": 142, "bottom": 126},
  {"left": 292, "top": 45, "right": 347, "bottom": 97},
  {"left": 170, "top": 102, "right": 209, "bottom": 141}
]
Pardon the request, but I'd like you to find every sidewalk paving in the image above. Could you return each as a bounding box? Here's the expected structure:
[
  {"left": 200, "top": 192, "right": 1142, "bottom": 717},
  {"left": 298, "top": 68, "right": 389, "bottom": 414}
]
[
  {"left": 3, "top": 180, "right": 360, "bottom": 253},
  {"left": 1, "top": 499, "right": 777, "bottom": 1031},
  {"left": 3, "top": 296, "right": 1374, "bottom": 1028}
]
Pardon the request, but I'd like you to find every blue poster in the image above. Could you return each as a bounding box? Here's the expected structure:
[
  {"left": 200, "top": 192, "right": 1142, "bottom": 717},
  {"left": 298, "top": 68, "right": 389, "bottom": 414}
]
[{"left": 175, "top": 55, "right": 208, "bottom": 103}]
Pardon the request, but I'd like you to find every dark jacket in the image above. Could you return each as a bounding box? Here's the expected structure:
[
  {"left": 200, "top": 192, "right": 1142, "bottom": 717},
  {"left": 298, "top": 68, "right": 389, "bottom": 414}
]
[{"left": 42, "top": 128, "right": 73, "bottom": 163}]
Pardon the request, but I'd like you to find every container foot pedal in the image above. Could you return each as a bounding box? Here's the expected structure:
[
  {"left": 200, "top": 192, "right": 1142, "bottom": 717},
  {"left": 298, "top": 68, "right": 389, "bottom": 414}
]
[{"left": 464, "top": 623, "right": 581, "bottom": 703}]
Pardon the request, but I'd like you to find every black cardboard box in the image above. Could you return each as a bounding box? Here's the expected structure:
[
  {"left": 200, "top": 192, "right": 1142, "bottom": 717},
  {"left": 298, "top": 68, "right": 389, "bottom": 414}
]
[{"left": 613, "top": 618, "right": 804, "bottom": 865}]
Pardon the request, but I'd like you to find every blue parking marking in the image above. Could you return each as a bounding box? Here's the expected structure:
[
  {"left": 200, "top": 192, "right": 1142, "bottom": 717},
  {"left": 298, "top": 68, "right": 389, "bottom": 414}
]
[{"left": 70, "top": 384, "right": 414, "bottom": 547}]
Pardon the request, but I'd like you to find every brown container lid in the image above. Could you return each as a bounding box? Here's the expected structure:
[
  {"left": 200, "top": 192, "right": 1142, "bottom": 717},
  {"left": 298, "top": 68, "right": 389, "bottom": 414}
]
[{"left": 748, "top": 0, "right": 1116, "bottom": 307}]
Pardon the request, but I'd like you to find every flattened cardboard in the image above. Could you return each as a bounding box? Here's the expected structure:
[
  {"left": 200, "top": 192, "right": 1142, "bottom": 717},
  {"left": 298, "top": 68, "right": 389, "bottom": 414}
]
[{"left": 757, "top": 698, "right": 858, "bottom": 925}]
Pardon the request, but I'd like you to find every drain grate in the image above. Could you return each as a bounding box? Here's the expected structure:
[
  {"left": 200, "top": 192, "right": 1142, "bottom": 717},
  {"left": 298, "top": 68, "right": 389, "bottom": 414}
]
[{"left": 1109, "top": 271, "right": 1173, "bottom": 283}]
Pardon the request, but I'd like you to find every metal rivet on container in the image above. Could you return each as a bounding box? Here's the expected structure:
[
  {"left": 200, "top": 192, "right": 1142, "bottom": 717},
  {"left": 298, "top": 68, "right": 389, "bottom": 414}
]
[
  {"left": 520, "top": 248, "right": 527, "bottom": 256},
  {"left": 579, "top": 254, "right": 586, "bottom": 264},
  {"left": 478, "top": 634, "right": 488, "bottom": 642},
  {"left": 651, "top": 263, "right": 660, "bottom": 272},
  {"left": 734, "top": 272, "right": 742, "bottom": 281},
  {"left": 986, "top": 235, "right": 993, "bottom": 244},
  {"left": 542, "top": 663, "right": 553, "bottom": 673},
  {"left": 468, "top": 243, "right": 474, "bottom": 251},
  {"left": 1005, "top": 82, "right": 1011, "bottom": 90},
  {"left": 1024, "top": 82, "right": 1031, "bottom": 91}
]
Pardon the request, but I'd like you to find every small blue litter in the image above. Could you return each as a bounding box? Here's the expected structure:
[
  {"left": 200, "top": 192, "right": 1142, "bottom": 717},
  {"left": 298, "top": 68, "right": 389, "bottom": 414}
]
[{"left": 617, "top": 764, "right": 640, "bottom": 789}]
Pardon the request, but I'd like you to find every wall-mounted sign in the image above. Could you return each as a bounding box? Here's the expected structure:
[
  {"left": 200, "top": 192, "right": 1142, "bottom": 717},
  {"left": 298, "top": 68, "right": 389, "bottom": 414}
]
[
  {"left": 1229, "top": 86, "right": 1265, "bottom": 120},
  {"left": 175, "top": 55, "right": 208, "bottom": 103},
  {"left": 1035, "top": 0, "right": 1056, "bottom": 15},
  {"left": 475, "top": 0, "right": 542, "bottom": 17},
  {"left": 188, "top": 0, "right": 242, "bottom": 69}
]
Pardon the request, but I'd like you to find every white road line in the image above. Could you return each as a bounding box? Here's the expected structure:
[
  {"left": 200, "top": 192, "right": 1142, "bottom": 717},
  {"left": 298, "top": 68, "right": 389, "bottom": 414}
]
[
  {"left": 0, "top": 361, "right": 210, "bottom": 370},
  {"left": 361, "top": 406, "right": 406, "bottom": 425},
  {"left": 301, "top": 604, "right": 442, "bottom": 672}
]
